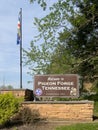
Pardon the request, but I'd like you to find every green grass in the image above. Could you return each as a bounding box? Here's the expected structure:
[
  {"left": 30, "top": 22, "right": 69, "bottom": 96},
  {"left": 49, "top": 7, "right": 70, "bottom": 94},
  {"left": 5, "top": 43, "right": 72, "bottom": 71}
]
[
  {"left": 94, "top": 101, "right": 98, "bottom": 117},
  {"left": 56, "top": 123, "right": 98, "bottom": 130},
  {"left": 55, "top": 101, "right": 98, "bottom": 130}
]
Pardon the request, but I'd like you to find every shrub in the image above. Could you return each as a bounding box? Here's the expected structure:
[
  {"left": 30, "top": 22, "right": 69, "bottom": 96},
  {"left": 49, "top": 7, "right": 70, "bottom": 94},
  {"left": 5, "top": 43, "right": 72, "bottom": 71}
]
[
  {"left": 83, "top": 94, "right": 98, "bottom": 101},
  {"left": 91, "top": 80, "right": 98, "bottom": 93},
  {"left": 0, "top": 93, "right": 20, "bottom": 125},
  {"left": 18, "top": 107, "right": 40, "bottom": 124}
]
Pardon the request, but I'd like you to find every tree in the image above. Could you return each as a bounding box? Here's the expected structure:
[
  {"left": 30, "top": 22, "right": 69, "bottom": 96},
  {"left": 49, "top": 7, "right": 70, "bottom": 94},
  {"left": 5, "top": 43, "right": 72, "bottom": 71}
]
[
  {"left": 45, "top": 44, "right": 76, "bottom": 74},
  {"left": 24, "top": 0, "right": 78, "bottom": 74},
  {"left": 59, "top": 0, "right": 98, "bottom": 81},
  {"left": 0, "top": 85, "right": 13, "bottom": 90},
  {"left": 25, "top": 0, "right": 98, "bottom": 82},
  {"left": 30, "top": 0, "right": 47, "bottom": 10}
]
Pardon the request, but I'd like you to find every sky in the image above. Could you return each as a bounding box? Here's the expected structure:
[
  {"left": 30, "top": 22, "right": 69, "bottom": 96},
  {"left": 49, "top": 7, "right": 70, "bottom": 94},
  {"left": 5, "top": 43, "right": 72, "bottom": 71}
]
[{"left": 0, "top": 0, "right": 54, "bottom": 89}]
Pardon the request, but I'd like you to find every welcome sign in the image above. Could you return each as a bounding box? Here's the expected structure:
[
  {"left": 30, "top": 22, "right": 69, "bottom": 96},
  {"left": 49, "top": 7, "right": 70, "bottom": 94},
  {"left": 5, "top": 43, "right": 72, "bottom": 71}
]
[{"left": 34, "top": 74, "right": 79, "bottom": 97}]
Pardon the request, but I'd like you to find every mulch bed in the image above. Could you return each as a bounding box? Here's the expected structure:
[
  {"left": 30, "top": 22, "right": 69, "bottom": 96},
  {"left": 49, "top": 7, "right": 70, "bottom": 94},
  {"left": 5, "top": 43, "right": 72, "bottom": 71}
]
[{"left": 0, "top": 121, "right": 63, "bottom": 130}]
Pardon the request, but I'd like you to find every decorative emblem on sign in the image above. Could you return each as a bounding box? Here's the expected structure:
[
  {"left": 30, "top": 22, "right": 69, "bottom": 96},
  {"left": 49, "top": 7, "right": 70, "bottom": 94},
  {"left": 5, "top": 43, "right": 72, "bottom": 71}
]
[
  {"left": 35, "top": 88, "right": 42, "bottom": 96},
  {"left": 70, "top": 87, "right": 77, "bottom": 96}
]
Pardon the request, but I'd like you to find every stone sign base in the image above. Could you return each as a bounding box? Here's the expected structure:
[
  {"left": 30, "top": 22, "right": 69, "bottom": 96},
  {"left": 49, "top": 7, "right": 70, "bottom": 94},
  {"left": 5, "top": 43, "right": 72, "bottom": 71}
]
[{"left": 22, "top": 101, "right": 94, "bottom": 121}]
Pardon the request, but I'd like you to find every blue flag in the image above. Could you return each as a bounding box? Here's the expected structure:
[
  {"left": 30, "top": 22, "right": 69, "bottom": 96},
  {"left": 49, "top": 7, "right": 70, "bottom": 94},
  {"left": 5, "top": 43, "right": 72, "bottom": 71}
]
[{"left": 17, "top": 10, "right": 21, "bottom": 45}]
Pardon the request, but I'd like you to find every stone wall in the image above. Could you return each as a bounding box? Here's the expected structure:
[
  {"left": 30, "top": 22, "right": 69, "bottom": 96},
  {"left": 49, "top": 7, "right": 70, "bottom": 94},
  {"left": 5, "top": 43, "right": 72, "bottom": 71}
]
[
  {"left": 0, "top": 89, "right": 34, "bottom": 100},
  {"left": 0, "top": 89, "right": 25, "bottom": 97},
  {"left": 22, "top": 101, "right": 94, "bottom": 121}
]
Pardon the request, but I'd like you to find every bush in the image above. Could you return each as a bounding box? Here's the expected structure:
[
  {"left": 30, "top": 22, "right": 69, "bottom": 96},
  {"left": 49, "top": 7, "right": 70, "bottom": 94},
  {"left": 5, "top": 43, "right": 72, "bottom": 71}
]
[
  {"left": 53, "top": 97, "right": 84, "bottom": 101},
  {"left": 83, "top": 94, "right": 98, "bottom": 101},
  {"left": 0, "top": 93, "right": 20, "bottom": 126},
  {"left": 18, "top": 107, "right": 40, "bottom": 124},
  {"left": 91, "top": 80, "right": 98, "bottom": 93}
]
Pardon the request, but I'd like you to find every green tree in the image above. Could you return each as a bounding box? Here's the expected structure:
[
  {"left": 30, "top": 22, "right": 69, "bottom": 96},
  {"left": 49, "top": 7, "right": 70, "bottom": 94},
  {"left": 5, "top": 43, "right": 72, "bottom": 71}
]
[
  {"left": 59, "top": 0, "right": 98, "bottom": 81},
  {"left": 25, "top": 0, "right": 98, "bottom": 81},
  {"left": 30, "top": 0, "right": 47, "bottom": 10},
  {"left": 45, "top": 44, "right": 76, "bottom": 74},
  {"left": 24, "top": 0, "right": 78, "bottom": 74},
  {"left": 0, "top": 85, "right": 13, "bottom": 89}
]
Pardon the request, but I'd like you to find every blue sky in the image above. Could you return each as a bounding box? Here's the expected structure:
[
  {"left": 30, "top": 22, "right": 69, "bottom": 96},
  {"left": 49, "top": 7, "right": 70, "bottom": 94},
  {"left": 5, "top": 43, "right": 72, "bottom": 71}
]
[{"left": 0, "top": 0, "right": 54, "bottom": 89}]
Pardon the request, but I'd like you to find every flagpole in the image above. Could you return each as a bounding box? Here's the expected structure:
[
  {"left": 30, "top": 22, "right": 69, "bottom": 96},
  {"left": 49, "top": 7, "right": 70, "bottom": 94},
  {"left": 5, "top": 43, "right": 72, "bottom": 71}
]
[{"left": 20, "top": 8, "right": 22, "bottom": 89}]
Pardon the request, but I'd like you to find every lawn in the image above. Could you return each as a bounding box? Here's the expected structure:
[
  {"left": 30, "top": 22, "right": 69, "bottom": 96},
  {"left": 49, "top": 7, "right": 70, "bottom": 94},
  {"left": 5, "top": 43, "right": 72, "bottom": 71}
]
[
  {"left": 55, "top": 122, "right": 98, "bottom": 130},
  {"left": 55, "top": 101, "right": 98, "bottom": 130},
  {"left": 94, "top": 101, "right": 98, "bottom": 117}
]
